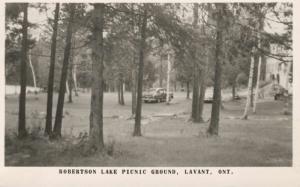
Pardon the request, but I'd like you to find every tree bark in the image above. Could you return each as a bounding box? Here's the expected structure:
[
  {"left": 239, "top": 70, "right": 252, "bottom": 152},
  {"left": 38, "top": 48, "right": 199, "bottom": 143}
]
[
  {"left": 253, "top": 33, "right": 262, "bottom": 113},
  {"left": 131, "top": 68, "right": 137, "bottom": 115},
  {"left": 68, "top": 38, "right": 75, "bottom": 103},
  {"left": 18, "top": 3, "right": 29, "bottom": 138},
  {"left": 198, "top": 36, "right": 209, "bottom": 122},
  {"left": 166, "top": 53, "right": 171, "bottom": 104},
  {"left": 73, "top": 64, "right": 79, "bottom": 96},
  {"left": 191, "top": 3, "right": 200, "bottom": 122},
  {"left": 45, "top": 3, "right": 60, "bottom": 136},
  {"left": 120, "top": 78, "right": 125, "bottom": 105},
  {"left": 89, "top": 3, "right": 105, "bottom": 150},
  {"left": 232, "top": 82, "right": 236, "bottom": 100},
  {"left": 52, "top": 4, "right": 75, "bottom": 139},
  {"left": 131, "top": 5, "right": 137, "bottom": 116},
  {"left": 159, "top": 52, "right": 163, "bottom": 87},
  {"left": 134, "top": 5, "right": 147, "bottom": 136},
  {"left": 242, "top": 51, "right": 255, "bottom": 119},
  {"left": 207, "top": 4, "right": 225, "bottom": 136},
  {"left": 186, "top": 81, "right": 190, "bottom": 99},
  {"left": 28, "top": 49, "right": 37, "bottom": 91},
  {"left": 198, "top": 69, "right": 206, "bottom": 122}
]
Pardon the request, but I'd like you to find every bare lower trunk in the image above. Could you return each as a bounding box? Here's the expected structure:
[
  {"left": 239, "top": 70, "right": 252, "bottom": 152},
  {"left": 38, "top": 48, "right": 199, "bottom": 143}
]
[
  {"left": 134, "top": 5, "right": 147, "bottom": 136},
  {"left": 166, "top": 53, "right": 171, "bottom": 105},
  {"left": 232, "top": 82, "right": 236, "bottom": 100},
  {"left": 73, "top": 64, "right": 79, "bottom": 96},
  {"left": 117, "top": 80, "right": 120, "bottom": 104},
  {"left": 68, "top": 79, "right": 73, "bottom": 103},
  {"left": 253, "top": 33, "right": 262, "bottom": 113},
  {"left": 131, "top": 68, "right": 137, "bottom": 115},
  {"left": 28, "top": 49, "right": 37, "bottom": 91},
  {"left": 45, "top": 3, "right": 60, "bottom": 136},
  {"left": 207, "top": 4, "right": 225, "bottom": 136},
  {"left": 159, "top": 54, "right": 163, "bottom": 87},
  {"left": 52, "top": 5, "right": 75, "bottom": 139},
  {"left": 242, "top": 52, "right": 255, "bottom": 120},
  {"left": 191, "top": 3, "right": 200, "bottom": 122},
  {"left": 65, "top": 81, "right": 69, "bottom": 95},
  {"left": 250, "top": 80, "right": 254, "bottom": 107},
  {"left": 18, "top": 3, "right": 28, "bottom": 139},
  {"left": 89, "top": 4, "right": 105, "bottom": 150},
  {"left": 198, "top": 69, "right": 206, "bottom": 122},
  {"left": 186, "top": 81, "right": 190, "bottom": 99},
  {"left": 120, "top": 79, "right": 125, "bottom": 105}
]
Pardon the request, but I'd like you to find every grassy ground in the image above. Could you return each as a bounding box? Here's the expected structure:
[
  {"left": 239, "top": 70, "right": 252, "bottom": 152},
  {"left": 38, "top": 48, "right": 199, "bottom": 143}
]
[{"left": 5, "top": 91, "right": 292, "bottom": 166}]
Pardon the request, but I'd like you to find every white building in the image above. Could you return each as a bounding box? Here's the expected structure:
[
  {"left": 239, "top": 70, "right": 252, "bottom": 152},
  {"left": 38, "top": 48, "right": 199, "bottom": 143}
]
[{"left": 265, "top": 44, "right": 292, "bottom": 94}]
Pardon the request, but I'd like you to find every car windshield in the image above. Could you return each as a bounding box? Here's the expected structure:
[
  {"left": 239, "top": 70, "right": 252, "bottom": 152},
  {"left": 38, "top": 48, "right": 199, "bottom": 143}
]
[{"left": 146, "top": 88, "right": 156, "bottom": 93}]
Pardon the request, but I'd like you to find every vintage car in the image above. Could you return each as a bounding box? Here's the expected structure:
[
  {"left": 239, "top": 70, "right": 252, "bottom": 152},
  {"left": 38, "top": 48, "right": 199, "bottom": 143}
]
[
  {"left": 142, "top": 88, "right": 174, "bottom": 103},
  {"left": 271, "top": 84, "right": 287, "bottom": 100}
]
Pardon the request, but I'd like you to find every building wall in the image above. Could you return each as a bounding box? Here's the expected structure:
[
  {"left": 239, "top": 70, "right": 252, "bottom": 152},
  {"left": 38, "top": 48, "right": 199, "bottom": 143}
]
[{"left": 265, "top": 44, "right": 292, "bottom": 94}]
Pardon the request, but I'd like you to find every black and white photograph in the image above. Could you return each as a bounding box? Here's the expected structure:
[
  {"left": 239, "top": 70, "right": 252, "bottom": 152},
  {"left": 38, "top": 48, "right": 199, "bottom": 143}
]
[
  {"left": 3, "top": 1, "right": 300, "bottom": 186},
  {"left": 3, "top": 1, "right": 294, "bottom": 169}
]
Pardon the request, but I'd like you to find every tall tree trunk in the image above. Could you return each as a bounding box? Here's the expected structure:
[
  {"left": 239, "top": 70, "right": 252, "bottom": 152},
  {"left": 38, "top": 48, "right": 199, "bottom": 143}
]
[
  {"left": 68, "top": 38, "right": 75, "bottom": 103},
  {"left": 198, "top": 37, "right": 209, "bottom": 122},
  {"left": 250, "top": 78, "right": 254, "bottom": 107},
  {"left": 198, "top": 69, "right": 207, "bottom": 123},
  {"left": 166, "top": 53, "right": 171, "bottom": 104},
  {"left": 45, "top": 3, "right": 60, "bottom": 136},
  {"left": 73, "top": 64, "right": 79, "bottom": 96},
  {"left": 52, "top": 4, "right": 75, "bottom": 139},
  {"left": 191, "top": 3, "right": 200, "bottom": 122},
  {"left": 89, "top": 3, "right": 105, "bottom": 150},
  {"left": 120, "top": 78, "right": 125, "bottom": 105},
  {"left": 253, "top": 33, "right": 262, "bottom": 113},
  {"left": 131, "top": 5, "right": 137, "bottom": 116},
  {"left": 242, "top": 51, "right": 255, "bottom": 119},
  {"left": 207, "top": 4, "right": 225, "bottom": 136},
  {"left": 65, "top": 81, "right": 69, "bottom": 95},
  {"left": 134, "top": 5, "right": 147, "bottom": 136},
  {"left": 28, "top": 49, "right": 37, "bottom": 91},
  {"left": 68, "top": 79, "right": 73, "bottom": 103},
  {"left": 186, "top": 81, "right": 190, "bottom": 99},
  {"left": 131, "top": 68, "right": 137, "bottom": 116},
  {"left": 18, "top": 3, "right": 28, "bottom": 138},
  {"left": 117, "top": 80, "right": 121, "bottom": 104},
  {"left": 159, "top": 53, "right": 163, "bottom": 87},
  {"left": 232, "top": 82, "right": 236, "bottom": 100}
]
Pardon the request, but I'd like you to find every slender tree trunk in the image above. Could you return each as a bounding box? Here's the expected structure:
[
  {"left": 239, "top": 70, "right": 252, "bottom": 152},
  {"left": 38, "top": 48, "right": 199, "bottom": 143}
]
[
  {"left": 134, "top": 5, "right": 147, "bottom": 136},
  {"left": 28, "top": 49, "right": 37, "bottom": 91},
  {"left": 159, "top": 53, "right": 163, "bottom": 87},
  {"left": 18, "top": 3, "right": 29, "bottom": 138},
  {"left": 68, "top": 38, "right": 75, "bottom": 103},
  {"left": 45, "top": 3, "right": 60, "bottom": 136},
  {"left": 131, "top": 5, "right": 137, "bottom": 116},
  {"left": 191, "top": 3, "right": 200, "bottom": 122},
  {"left": 73, "top": 64, "right": 79, "bottom": 96},
  {"left": 89, "top": 3, "right": 105, "bottom": 150},
  {"left": 131, "top": 68, "right": 137, "bottom": 116},
  {"left": 52, "top": 4, "right": 75, "bottom": 139},
  {"left": 166, "top": 53, "right": 171, "bottom": 104},
  {"left": 250, "top": 79, "right": 254, "bottom": 107},
  {"left": 65, "top": 81, "right": 69, "bottom": 95},
  {"left": 68, "top": 79, "right": 73, "bottom": 103},
  {"left": 242, "top": 51, "right": 255, "bottom": 119},
  {"left": 232, "top": 82, "right": 236, "bottom": 100},
  {"left": 186, "top": 81, "right": 190, "bottom": 99},
  {"left": 207, "top": 4, "right": 225, "bottom": 136},
  {"left": 198, "top": 69, "right": 206, "bottom": 122},
  {"left": 120, "top": 78, "right": 125, "bottom": 105},
  {"left": 253, "top": 33, "right": 262, "bottom": 113},
  {"left": 198, "top": 38, "right": 209, "bottom": 122}
]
